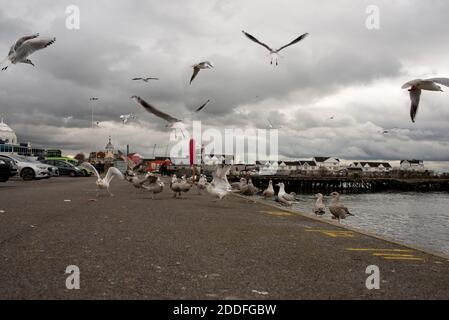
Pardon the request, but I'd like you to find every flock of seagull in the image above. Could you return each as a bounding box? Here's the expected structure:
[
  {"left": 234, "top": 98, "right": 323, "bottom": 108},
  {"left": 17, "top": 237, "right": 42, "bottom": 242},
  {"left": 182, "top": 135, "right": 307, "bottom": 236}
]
[
  {"left": 1, "top": 30, "right": 448, "bottom": 222},
  {"left": 2, "top": 31, "right": 448, "bottom": 123},
  {"left": 80, "top": 153, "right": 353, "bottom": 223}
]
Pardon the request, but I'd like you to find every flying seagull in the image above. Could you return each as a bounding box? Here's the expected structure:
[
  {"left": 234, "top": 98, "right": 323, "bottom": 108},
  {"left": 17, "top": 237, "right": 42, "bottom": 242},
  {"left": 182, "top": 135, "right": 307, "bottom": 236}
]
[
  {"left": 1, "top": 33, "right": 56, "bottom": 71},
  {"left": 80, "top": 162, "right": 124, "bottom": 197},
  {"left": 402, "top": 78, "right": 449, "bottom": 122},
  {"left": 190, "top": 61, "right": 214, "bottom": 84},
  {"left": 132, "top": 77, "right": 159, "bottom": 82},
  {"left": 206, "top": 166, "right": 233, "bottom": 200},
  {"left": 63, "top": 116, "right": 73, "bottom": 124},
  {"left": 132, "top": 95, "right": 210, "bottom": 129},
  {"left": 267, "top": 119, "right": 282, "bottom": 129},
  {"left": 90, "top": 97, "right": 99, "bottom": 101},
  {"left": 193, "top": 99, "right": 211, "bottom": 113},
  {"left": 132, "top": 96, "right": 182, "bottom": 128},
  {"left": 120, "top": 113, "right": 136, "bottom": 125},
  {"left": 242, "top": 30, "right": 309, "bottom": 65}
]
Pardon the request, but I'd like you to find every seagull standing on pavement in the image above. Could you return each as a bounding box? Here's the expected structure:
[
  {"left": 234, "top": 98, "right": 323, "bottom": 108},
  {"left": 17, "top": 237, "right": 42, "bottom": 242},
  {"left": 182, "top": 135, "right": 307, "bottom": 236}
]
[
  {"left": 402, "top": 78, "right": 449, "bottom": 122},
  {"left": 142, "top": 176, "right": 164, "bottom": 199},
  {"left": 242, "top": 30, "right": 309, "bottom": 66},
  {"left": 81, "top": 162, "right": 124, "bottom": 197},
  {"left": 197, "top": 174, "right": 207, "bottom": 194},
  {"left": 329, "top": 192, "right": 354, "bottom": 223},
  {"left": 1, "top": 34, "right": 56, "bottom": 71},
  {"left": 314, "top": 193, "right": 326, "bottom": 216},
  {"left": 190, "top": 61, "right": 214, "bottom": 84},
  {"left": 262, "top": 180, "right": 275, "bottom": 198}
]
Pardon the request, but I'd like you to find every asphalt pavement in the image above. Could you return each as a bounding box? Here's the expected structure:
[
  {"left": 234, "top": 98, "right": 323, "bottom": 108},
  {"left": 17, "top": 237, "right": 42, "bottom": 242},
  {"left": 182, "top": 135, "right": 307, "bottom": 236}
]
[{"left": 0, "top": 176, "right": 448, "bottom": 299}]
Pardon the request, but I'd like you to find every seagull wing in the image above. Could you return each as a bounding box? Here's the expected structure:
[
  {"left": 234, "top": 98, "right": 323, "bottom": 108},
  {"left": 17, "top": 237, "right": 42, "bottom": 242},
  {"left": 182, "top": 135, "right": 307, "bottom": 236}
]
[
  {"left": 409, "top": 89, "right": 421, "bottom": 123},
  {"left": 401, "top": 79, "right": 421, "bottom": 89},
  {"left": 190, "top": 66, "right": 200, "bottom": 84},
  {"left": 105, "top": 167, "right": 124, "bottom": 184},
  {"left": 132, "top": 96, "right": 181, "bottom": 123},
  {"left": 14, "top": 37, "right": 56, "bottom": 60},
  {"left": 132, "top": 77, "right": 143, "bottom": 80},
  {"left": 12, "top": 33, "right": 40, "bottom": 52},
  {"left": 80, "top": 162, "right": 100, "bottom": 180},
  {"left": 194, "top": 99, "right": 211, "bottom": 113},
  {"left": 242, "top": 30, "right": 273, "bottom": 52},
  {"left": 146, "top": 77, "right": 159, "bottom": 81},
  {"left": 276, "top": 33, "right": 309, "bottom": 52},
  {"left": 427, "top": 78, "right": 449, "bottom": 87}
]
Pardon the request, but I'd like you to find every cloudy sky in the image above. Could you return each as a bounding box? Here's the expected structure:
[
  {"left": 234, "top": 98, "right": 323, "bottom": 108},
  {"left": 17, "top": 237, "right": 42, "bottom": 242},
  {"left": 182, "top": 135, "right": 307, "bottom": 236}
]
[{"left": 1, "top": 0, "right": 449, "bottom": 168}]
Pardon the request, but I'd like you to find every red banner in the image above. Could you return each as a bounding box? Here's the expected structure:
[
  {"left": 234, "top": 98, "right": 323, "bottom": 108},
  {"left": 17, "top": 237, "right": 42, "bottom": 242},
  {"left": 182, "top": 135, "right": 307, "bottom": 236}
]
[{"left": 189, "top": 139, "right": 195, "bottom": 166}]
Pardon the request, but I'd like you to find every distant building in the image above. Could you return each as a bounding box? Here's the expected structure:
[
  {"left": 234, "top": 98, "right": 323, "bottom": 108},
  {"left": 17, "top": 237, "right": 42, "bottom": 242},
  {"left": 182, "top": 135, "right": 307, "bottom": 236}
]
[
  {"left": 349, "top": 161, "right": 393, "bottom": 173},
  {"left": 203, "top": 154, "right": 234, "bottom": 165},
  {"left": 0, "top": 117, "right": 18, "bottom": 144},
  {"left": 283, "top": 161, "right": 301, "bottom": 171},
  {"left": 299, "top": 160, "right": 318, "bottom": 171},
  {"left": 0, "top": 117, "right": 46, "bottom": 158},
  {"left": 89, "top": 136, "right": 118, "bottom": 165},
  {"left": 313, "top": 157, "right": 340, "bottom": 171},
  {"left": 400, "top": 159, "right": 425, "bottom": 171}
]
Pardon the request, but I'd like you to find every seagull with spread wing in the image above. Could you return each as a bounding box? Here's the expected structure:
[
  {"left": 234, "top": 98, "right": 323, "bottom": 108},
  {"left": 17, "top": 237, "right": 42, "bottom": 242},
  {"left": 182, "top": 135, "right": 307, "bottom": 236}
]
[
  {"left": 267, "top": 119, "right": 282, "bottom": 130},
  {"left": 242, "top": 30, "right": 308, "bottom": 66},
  {"left": 80, "top": 162, "right": 124, "bottom": 197},
  {"left": 132, "top": 77, "right": 159, "bottom": 82},
  {"left": 190, "top": 61, "right": 214, "bottom": 84},
  {"left": 132, "top": 96, "right": 182, "bottom": 128},
  {"left": 63, "top": 116, "right": 73, "bottom": 125},
  {"left": 131, "top": 96, "right": 210, "bottom": 137},
  {"left": 1, "top": 33, "right": 56, "bottom": 71},
  {"left": 206, "top": 165, "right": 233, "bottom": 200},
  {"left": 402, "top": 78, "right": 449, "bottom": 122},
  {"left": 120, "top": 113, "right": 136, "bottom": 125}
]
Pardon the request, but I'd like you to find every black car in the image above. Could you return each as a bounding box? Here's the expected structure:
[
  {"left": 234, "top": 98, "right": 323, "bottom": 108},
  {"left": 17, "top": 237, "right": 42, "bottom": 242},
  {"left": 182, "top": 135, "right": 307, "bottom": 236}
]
[
  {"left": 40, "top": 160, "right": 84, "bottom": 177},
  {"left": 0, "top": 155, "right": 18, "bottom": 182}
]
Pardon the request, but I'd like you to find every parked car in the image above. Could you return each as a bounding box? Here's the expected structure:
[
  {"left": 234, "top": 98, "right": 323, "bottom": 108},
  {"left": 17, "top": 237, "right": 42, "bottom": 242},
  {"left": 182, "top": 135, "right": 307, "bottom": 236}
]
[
  {"left": 1, "top": 155, "right": 50, "bottom": 181},
  {"left": 46, "top": 164, "right": 60, "bottom": 177},
  {"left": 0, "top": 155, "right": 18, "bottom": 180},
  {"left": 40, "top": 160, "right": 84, "bottom": 177},
  {"left": 0, "top": 157, "right": 12, "bottom": 182},
  {"left": 45, "top": 157, "right": 92, "bottom": 177}
]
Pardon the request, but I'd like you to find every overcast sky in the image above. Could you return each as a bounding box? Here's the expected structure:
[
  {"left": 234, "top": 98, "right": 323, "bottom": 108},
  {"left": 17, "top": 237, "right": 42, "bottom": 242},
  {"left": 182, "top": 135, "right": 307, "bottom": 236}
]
[{"left": 1, "top": 0, "right": 449, "bottom": 168}]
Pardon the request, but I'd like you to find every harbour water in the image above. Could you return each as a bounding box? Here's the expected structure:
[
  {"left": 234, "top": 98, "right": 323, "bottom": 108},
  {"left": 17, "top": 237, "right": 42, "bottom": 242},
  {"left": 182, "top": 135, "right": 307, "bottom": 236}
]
[{"left": 273, "top": 192, "right": 449, "bottom": 256}]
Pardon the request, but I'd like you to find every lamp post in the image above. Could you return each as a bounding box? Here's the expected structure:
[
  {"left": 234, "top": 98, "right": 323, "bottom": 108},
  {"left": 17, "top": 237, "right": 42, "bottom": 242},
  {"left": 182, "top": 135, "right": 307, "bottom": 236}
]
[{"left": 89, "top": 97, "right": 99, "bottom": 163}]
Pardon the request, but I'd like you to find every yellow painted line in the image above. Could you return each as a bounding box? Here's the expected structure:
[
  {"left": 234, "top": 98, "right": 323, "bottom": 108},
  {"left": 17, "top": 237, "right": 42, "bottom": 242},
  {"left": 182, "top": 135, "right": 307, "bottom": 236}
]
[
  {"left": 260, "top": 210, "right": 293, "bottom": 217},
  {"left": 347, "top": 248, "right": 414, "bottom": 253},
  {"left": 372, "top": 253, "right": 416, "bottom": 257},
  {"left": 306, "top": 230, "right": 355, "bottom": 238},
  {"left": 382, "top": 257, "right": 425, "bottom": 261}
]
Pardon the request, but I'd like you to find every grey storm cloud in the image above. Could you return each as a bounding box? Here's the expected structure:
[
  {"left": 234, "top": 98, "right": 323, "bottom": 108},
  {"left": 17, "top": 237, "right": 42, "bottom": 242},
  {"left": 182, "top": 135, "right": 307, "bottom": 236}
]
[{"left": 1, "top": 0, "right": 449, "bottom": 166}]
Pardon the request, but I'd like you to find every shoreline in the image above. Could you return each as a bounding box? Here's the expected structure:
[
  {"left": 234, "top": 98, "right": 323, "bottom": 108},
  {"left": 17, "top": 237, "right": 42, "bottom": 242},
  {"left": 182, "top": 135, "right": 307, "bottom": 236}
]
[{"left": 233, "top": 193, "right": 449, "bottom": 261}]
